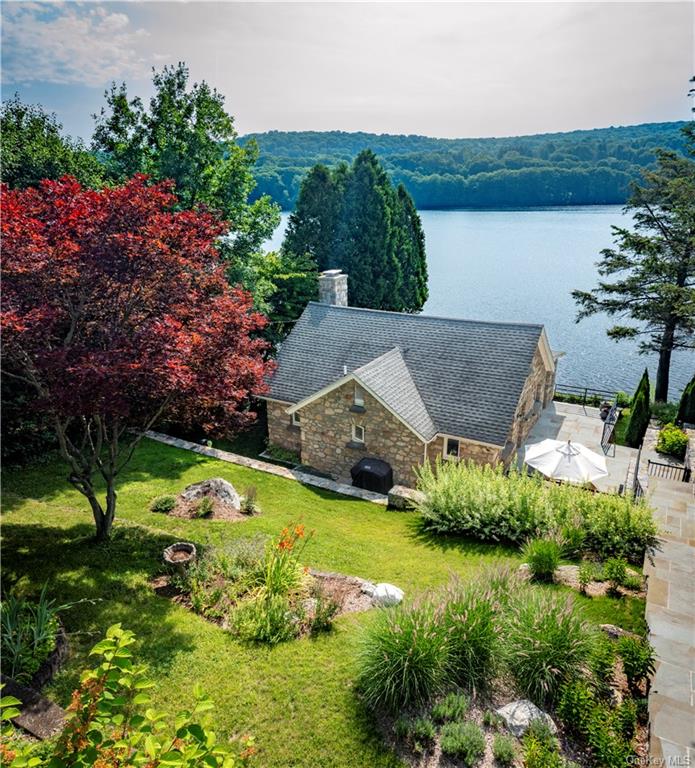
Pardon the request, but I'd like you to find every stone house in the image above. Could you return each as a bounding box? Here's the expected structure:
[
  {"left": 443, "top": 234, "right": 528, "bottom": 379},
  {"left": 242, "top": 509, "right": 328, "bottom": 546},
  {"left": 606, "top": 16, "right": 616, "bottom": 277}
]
[{"left": 261, "top": 270, "right": 556, "bottom": 489}]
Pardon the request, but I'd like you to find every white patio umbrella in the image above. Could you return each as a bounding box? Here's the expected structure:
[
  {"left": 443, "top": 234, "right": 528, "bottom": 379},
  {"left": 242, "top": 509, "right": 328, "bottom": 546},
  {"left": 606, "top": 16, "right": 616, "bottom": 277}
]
[{"left": 523, "top": 439, "right": 608, "bottom": 484}]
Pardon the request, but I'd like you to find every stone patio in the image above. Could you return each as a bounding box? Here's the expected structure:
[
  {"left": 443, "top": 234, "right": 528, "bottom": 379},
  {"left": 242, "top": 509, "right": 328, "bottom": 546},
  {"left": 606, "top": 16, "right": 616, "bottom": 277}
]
[{"left": 524, "top": 401, "right": 638, "bottom": 492}]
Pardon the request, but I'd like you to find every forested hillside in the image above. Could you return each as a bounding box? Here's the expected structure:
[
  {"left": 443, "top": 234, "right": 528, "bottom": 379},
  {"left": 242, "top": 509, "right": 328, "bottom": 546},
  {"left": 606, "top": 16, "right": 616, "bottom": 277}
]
[{"left": 241, "top": 122, "right": 688, "bottom": 209}]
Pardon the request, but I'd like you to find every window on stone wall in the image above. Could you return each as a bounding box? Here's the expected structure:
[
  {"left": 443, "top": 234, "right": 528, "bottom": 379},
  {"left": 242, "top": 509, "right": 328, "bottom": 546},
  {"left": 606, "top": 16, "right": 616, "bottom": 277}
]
[
  {"left": 444, "top": 437, "right": 460, "bottom": 460},
  {"left": 291, "top": 412, "right": 301, "bottom": 426},
  {"left": 352, "top": 424, "right": 365, "bottom": 443},
  {"left": 354, "top": 383, "right": 365, "bottom": 408}
]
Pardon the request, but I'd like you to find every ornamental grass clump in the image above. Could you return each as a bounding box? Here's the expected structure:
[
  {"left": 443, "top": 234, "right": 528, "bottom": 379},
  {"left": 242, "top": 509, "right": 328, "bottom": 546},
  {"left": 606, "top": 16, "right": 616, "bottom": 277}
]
[
  {"left": 358, "top": 600, "right": 449, "bottom": 712},
  {"left": 504, "top": 591, "right": 594, "bottom": 706},
  {"left": 441, "top": 579, "right": 499, "bottom": 691},
  {"left": 522, "top": 537, "right": 562, "bottom": 582}
]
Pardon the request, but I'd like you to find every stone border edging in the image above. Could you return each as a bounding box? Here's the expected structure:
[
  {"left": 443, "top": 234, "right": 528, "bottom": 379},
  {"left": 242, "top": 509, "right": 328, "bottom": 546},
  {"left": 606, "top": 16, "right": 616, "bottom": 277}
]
[{"left": 145, "top": 431, "right": 388, "bottom": 505}]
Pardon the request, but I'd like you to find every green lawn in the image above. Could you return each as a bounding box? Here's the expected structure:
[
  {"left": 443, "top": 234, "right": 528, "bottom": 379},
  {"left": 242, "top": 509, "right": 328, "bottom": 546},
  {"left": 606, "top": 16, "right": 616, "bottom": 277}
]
[{"left": 1, "top": 438, "right": 646, "bottom": 767}]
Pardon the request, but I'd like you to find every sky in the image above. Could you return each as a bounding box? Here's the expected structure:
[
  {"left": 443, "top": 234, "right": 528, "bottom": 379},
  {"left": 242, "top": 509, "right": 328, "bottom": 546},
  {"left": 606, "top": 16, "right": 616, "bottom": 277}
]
[{"left": 1, "top": 1, "right": 693, "bottom": 142}]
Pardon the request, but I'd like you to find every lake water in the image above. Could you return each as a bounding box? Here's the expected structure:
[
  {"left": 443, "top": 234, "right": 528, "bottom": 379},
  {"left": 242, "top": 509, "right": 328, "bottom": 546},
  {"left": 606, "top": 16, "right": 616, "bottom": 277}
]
[{"left": 265, "top": 207, "right": 694, "bottom": 398}]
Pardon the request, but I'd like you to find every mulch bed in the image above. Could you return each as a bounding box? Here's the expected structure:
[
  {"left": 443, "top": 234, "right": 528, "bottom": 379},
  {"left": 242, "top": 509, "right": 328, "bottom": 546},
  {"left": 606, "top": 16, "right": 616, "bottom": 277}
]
[
  {"left": 518, "top": 564, "right": 646, "bottom": 599},
  {"left": 167, "top": 497, "right": 252, "bottom": 523}
]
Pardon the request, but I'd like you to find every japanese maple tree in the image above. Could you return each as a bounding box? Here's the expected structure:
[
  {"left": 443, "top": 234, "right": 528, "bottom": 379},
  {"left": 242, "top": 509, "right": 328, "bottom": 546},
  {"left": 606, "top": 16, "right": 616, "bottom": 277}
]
[{"left": 2, "top": 175, "right": 272, "bottom": 540}]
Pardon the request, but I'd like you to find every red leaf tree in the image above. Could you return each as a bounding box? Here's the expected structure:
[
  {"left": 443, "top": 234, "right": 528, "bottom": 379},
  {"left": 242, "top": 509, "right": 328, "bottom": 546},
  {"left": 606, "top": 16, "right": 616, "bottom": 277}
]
[{"left": 2, "top": 175, "right": 272, "bottom": 540}]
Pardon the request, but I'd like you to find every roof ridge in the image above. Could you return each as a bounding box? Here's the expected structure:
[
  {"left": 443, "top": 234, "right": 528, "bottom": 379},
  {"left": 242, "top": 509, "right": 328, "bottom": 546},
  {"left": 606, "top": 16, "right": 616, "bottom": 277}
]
[{"left": 306, "top": 302, "right": 544, "bottom": 331}]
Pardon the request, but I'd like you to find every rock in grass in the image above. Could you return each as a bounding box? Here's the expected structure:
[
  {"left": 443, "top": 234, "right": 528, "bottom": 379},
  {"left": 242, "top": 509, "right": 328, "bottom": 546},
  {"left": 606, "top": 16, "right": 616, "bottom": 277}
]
[
  {"left": 371, "top": 583, "right": 404, "bottom": 606},
  {"left": 495, "top": 700, "right": 557, "bottom": 738},
  {"left": 180, "top": 478, "right": 240, "bottom": 508}
]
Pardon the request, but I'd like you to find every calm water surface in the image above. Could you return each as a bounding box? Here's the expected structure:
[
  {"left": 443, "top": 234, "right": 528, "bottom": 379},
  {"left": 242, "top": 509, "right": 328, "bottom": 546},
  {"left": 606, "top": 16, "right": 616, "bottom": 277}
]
[{"left": 266, "top": 207, "right": 693, "bottom": 398}]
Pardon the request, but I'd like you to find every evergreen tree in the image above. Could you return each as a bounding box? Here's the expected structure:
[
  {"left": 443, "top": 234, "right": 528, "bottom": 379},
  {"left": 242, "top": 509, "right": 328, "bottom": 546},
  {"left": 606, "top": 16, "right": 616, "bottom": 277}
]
[
  {"left": 282, "top": 150, "right": 428, "bottom": 312},
  {"left": 677, "top": 374, "right": 695, "bottom": 425},
  {"left": 335, "top": 150, "right": 402, "bottom": 309},
  {"left": 573, "top": 129, "right": 695, "bottom": 402},
  {"left": 625, "top": 368, "right": 652, "bottom": 447},
  {"left": 282, "top": 163, "right": 346, "bottom": 271},
  {"left": 393, "top": 183, "right": 429, "bottom": 311}
]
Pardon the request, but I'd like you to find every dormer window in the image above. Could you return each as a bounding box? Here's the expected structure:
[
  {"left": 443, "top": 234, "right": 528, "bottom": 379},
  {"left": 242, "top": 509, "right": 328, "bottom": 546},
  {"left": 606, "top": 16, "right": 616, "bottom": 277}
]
[
  {"left": 444, "top": 437, "right": 460, "bottom": 460},
  {"left": 354, "top": 383, "right": 365, "bottom": 408},
  {"left": 291, "top": 412, "right": 301, "bottom": 427}
]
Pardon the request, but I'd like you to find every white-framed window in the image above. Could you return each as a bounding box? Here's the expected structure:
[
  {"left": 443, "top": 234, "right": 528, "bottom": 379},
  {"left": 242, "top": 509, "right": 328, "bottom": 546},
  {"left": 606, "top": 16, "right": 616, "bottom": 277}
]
[
  {"left": 444, "top": 437, "right": 460, "bottom": 460},
  {"left": 352, "top": 424, "right": 365, "bottom": 444},
  {"left": 291, "top": 412, "right": 301, "bottom": 426},
  {"left": 354, "top": 383, "right": 365, "bottom": 408}
]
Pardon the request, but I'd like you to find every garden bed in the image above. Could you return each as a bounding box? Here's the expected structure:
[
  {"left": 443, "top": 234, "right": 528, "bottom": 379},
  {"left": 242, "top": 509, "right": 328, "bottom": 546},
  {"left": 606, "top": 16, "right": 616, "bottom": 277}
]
[
  {"left": 165, "top": 495, "right": 250, "bottom": 522},
  {"left": 150, "top": 527, "right": 380, "bottom": 642},
  {"left": 357, "top": 569, "right": 652, "bottom": 768}
]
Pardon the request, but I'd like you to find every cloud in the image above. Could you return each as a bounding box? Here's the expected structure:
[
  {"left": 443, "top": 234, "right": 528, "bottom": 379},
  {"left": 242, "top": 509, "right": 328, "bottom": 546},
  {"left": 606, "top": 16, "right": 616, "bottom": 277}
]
[{"left": 1, "top": 3, "right": 164, "bottom": 86}]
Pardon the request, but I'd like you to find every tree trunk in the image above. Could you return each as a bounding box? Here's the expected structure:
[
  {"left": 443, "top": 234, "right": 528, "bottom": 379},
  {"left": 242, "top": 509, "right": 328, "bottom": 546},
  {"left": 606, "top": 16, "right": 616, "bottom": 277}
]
[
  {"left": 655, "top": 323, "right": 675, "bottom": 403},
  {"left": 81, "top": 482, "right": 116, "bottom": 542}
]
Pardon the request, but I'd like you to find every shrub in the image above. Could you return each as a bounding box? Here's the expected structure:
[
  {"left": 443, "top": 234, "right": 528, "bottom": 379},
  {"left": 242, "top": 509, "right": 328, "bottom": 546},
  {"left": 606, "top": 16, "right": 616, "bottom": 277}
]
[
  {"left": 439, "top": 721, "right": 485, "bottom": 766},
  {"left": 149, "top": 494, "right": 176, "bottom": 513},
  {"left": 1, "top": 624, "right": 254, "bottom": 767},
  {"left": 525, "top": 717, "right": 559, "bottom": 750},
  {"left": 651, "top": 401, "right": 679, "bottom": 426},
  {"left": 560, "top": 522, "right": 586, "bottom": 558},
  {"left": 358, "top": 601, "right": 449, "bottom": 712},
  {"left": 193, "top": 496, "right": 214, "bottom": 518},
  {"left": 655, "top": 423, "right": 688, "bottom": 459},
  {"left": 603, "top": 557, "right": 628, "bottom": 592},
  {"left": 441, "top": 580, "right": 498, "bottom": 690},
  {"left": 504, "top": 592, "right": 594, "bottom": 705},
  {"left": 416, "top": 458, "right": 657, "bottom": 563},
  {"left": 677, "top": 374, "right": 695, "bottom": 425},
  {"left": 616, "top": 698, "right": 637, "bottom": 741},
  {"left": 522, "top": 734, "right": 563, "bottom": 768},
  {"left": 492, "top": 733, "right": 516, "bottom": 766},
  {"left": 557, "top": 680, "right": 634, "bottom": 767},
  {"left": 617, "top": 636, "right": 655, "bottom": 692},
  {"left": 417, "top": 459, "right": 553, "bottom": 544},
  {"left": 241, "top": 485, "right": 259, "bottom": 515},
  {"left": 622, "top": 573, "right": 643, "bottom": 592},
  {"left": 233, "top": 593, "right": 298, "bottom": 645},
  {"left": 589, "top": 635, "right": 616, "bottom": 699},
  {"left": 522, "top": 537, "right": 561, "bottom": 582},
  {"left": 431, "top": 691, "right": 469, "bottom": 723}
]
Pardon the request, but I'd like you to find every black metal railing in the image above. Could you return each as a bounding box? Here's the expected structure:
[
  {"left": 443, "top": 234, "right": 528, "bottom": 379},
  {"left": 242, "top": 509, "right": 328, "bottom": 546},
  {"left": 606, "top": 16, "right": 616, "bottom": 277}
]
[
  {"left": 647, "top": 459, "right": 692, "bottom": 483},
  {"left": 554, "top": 384, "right": 618, "bottom": 407},
  {"left": 601, "top": 402, "right": 620, "bottom": 455},
  {"left": 633, "top": 475, "right": 646, "bottom": 500}
]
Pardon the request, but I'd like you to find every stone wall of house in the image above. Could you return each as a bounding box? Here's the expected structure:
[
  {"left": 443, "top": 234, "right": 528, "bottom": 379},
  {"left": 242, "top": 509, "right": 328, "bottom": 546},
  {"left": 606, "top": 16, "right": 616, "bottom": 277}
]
[
  {"left": 298, "top": 381, "right": 425, "bottom": 487},
  {"left": 266, "top": 401, "right": 302, "bottom": 455},
  {"left": 510, "top": 346, "right": 552, "bottom": 449},
  {"left": 425, "top": 435, "right": 501, "bottom": 467}
]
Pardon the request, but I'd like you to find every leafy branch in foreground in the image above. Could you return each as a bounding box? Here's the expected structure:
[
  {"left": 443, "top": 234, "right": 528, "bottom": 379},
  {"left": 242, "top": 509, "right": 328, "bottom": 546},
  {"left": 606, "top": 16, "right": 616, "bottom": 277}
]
[{"left": 0, "top": 624, "right": 255, "bottom": 767}]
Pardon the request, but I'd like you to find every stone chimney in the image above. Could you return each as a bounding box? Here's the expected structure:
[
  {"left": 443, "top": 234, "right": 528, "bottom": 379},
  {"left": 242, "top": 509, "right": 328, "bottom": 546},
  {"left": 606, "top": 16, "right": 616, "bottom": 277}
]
[{"left": 318, "top": 269, "right": 348, "bottom": 307}]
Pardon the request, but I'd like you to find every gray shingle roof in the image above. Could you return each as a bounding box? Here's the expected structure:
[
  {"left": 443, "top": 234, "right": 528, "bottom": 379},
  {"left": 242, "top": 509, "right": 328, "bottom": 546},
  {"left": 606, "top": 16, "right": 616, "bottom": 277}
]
[
  {"left": 266, "top": 302, "right": 546, "bottom": 446},
  {"left": 353, "top": 348, "right": 437, "bottom": 440}
]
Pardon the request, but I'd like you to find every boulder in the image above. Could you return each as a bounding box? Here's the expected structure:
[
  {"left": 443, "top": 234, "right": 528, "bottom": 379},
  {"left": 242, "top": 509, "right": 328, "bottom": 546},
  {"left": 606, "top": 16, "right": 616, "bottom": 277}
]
[
  {"left": 371, "top": 583, "right": 404, "bottom": 606},
  {"left": 495, "top": 700, "right": 557, "bottom": 738},
  {"left": 180, "top": 478, "right": 240, "bottom": 508}
]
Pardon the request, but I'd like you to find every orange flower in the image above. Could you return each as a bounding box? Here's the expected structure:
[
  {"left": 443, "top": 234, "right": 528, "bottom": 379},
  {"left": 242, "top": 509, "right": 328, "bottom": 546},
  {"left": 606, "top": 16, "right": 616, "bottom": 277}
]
[{"left": 294, "top": 524, "right": 305, "bottom": 538}]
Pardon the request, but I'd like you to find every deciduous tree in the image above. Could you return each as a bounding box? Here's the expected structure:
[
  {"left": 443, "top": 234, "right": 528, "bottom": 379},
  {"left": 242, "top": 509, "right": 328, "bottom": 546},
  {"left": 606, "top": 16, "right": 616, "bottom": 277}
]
[{"left": 1, "top": 176, "right": 272, "bottom": 541}]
